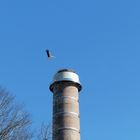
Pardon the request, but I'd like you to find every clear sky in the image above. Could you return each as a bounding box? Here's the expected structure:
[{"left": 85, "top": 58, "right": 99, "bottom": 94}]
[{"left": 0, "top": 0, "right": 140, "bottom": 139}]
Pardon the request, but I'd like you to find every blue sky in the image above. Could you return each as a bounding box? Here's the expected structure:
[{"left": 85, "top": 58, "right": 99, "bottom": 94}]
[{"left": 0, "top": 0, "right": 140, "bottom": 139}]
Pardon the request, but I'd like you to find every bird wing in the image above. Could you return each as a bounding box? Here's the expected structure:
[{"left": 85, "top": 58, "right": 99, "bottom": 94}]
[{"left": 46, "top": 50, "right": 51, "bottom": 58}]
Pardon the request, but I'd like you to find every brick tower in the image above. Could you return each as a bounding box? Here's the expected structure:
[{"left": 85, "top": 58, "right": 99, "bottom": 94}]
[{"left": 50, "top": 69, "right": 82, "bottom": 140}]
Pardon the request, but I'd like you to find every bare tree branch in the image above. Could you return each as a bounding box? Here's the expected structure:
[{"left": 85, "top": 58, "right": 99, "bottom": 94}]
[
  {"left": 37, "top": 123, "right": 51, "bottom": 140},
  {"left": 0, "top": 88, "right": 32, "bottom": 140},
  {"left": 0, "top": 88, "right": 51, "bottom": 140}
]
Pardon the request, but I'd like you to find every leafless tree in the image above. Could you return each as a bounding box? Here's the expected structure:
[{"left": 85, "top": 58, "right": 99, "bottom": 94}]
[
  {"left": 0, "top": 88, "right": 33, "bottom": 140},
  {"left": 37, "top": 123, "right": 51, "bottom": 140},
  {"left": 0, "top": 88, "right": 51, "bottom": 140}
]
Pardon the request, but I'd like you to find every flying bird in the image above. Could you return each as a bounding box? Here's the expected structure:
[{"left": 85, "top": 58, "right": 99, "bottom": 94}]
[{"left": 46, "top": 49, "right": 54, "bottom": 59}]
